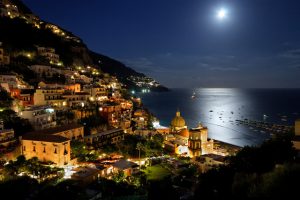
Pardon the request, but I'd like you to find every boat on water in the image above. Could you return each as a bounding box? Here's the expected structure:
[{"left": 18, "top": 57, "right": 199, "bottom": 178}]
[{"left": 191, "top": 91, "right": 197, "bottom": 99}]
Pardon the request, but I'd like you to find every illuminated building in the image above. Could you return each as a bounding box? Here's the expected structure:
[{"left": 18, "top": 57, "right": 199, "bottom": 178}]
[
  {"left": 19, "top": 105, "right": 56, "bottom": 130},
  {"left": 112, "top": 159, "right": 139, "bottom": 176},
  {"left": 83, "top": 84, "right": 108, "bottom": 100},
  {"left": 64, "top": 83, "right": 81, "bottom": 93},
  {"left": 188, "top": 124, "right": 214, "bottom": 157},
  {"left": 21, "top": 133, "right": 70, "bottom": 167},
  {"left": 133, "top": 109, "right": 148, "bottom": 129},
  {"left": 33, "top": 88, "right": 66, "bottom": 107},
  {"left": 292, "top": 119, "right": 300, "bottom": 153},
  {"left": 85, "top": 128, "right": 124, "bottom": 147},
  {"left": 21, "top": 123, "right": 83, "bottom": 165},
  {"left": 62, "top": 92, "right": 90, "bottom": 107},
  {"left": 165, "top": 110, "right": 214, "bottom": 157},
  {"left": 170, "top": 110, "right": 187, "bottom": 132},
  {"left": 99, "top": 103, "right": 122, "bottom": 127},
  {"left": 11, "top": 89, "right": 35, "bottom": 107},
  {"left": 0, "top": 1, "right": 19, "bottom": 18},
  {"left": 37, "top": 46, "right": 60, "bottom": 64},
  {"left": 0, "top": 74, "right": 18, "bottom": 89},
  {"left": 0, "top": 122, "right": 15, "bottom": 147}
]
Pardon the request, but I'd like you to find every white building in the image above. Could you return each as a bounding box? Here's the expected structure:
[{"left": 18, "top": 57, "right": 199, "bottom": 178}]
[
  {"left": 29, "top": 65, "right": 57, "bottom": 78},
  {"left": 0, "top": 74, "right": 17, "bottom": 88},
  {"left": 62, "top": 92, "right": 90, "bottom": 107},
  {"left": 33, "top": 88, "right": 66, "bottom": 107},
  {"left": 19, "top": 105, "right": 57, "bottom": 130},
  {"left": 37, "top": 46, "right": 60, "bottom": 64},
  {"left": 83, "top": 84, "right": 108, "bottom": 101}
]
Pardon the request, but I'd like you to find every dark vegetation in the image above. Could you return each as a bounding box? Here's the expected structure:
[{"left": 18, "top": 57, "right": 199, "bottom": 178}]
[{"left": 193, "top": 133, "right": 299, "bottom": 199}]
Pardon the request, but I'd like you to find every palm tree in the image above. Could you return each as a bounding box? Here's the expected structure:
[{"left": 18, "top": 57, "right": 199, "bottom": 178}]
[{"left": 136, "top": 142, "right": 143, "bottom": 169}]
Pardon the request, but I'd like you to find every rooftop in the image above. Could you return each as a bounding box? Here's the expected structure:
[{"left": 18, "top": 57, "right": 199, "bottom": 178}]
[
  {"left": 22, "top": 133, "right": 69, "bottom": 143},
  {"left": 71, "top": 167, "right": 99, "bottom": 179},
  {"left": 85, "top": 128, "right": 123, "bottom": 138},
  {"left": 27, "top": 123, "right": 83, "bottom": 135},
  {"left": 23, "top": 105, "right": 53, "bottom": 111},
  {"left": 112, "top": 159, "right": 138, "bottom": 170}
]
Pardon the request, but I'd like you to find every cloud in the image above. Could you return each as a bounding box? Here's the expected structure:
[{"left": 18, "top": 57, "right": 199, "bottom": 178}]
[
  {"left": 208, "top": 67, "right": 240, "bottom": 71},
  {"left": 196, "top": 55, "right": 240, "bottom": 72},
  {"left": 280, "top": 49, "right": 300, "bottom": 59}
]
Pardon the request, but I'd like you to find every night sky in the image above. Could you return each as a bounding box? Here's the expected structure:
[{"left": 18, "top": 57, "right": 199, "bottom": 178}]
[{"left": 24, "top": 0, "right": 300, "bottom": 88}]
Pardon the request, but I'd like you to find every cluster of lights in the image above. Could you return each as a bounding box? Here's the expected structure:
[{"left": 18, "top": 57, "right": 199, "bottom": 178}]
[{"left": 141, "top": 89, "right": 150, "bottom": 93}]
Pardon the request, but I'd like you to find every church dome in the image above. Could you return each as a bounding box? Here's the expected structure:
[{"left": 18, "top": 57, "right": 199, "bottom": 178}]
[
  {"left": 178, "top": 128, "right": 189, "bottom": 138},
  {"left": 171, "top": 110, "right": 186, "bottom": 128}
]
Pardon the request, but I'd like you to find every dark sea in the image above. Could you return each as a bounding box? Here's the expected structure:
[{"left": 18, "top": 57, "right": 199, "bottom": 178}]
[{"left": 139, "top": 88, "right": 300, "bottom": 147}]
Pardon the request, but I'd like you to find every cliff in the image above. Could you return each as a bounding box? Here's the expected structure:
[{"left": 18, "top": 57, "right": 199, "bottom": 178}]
[{"left": 0, "top": 0, "right": 168, "bottom": 91}]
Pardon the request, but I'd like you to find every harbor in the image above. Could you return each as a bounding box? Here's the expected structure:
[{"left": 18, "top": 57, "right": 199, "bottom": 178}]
[{"left": 235, "top": 119, "right": 294, "bottom": 135}]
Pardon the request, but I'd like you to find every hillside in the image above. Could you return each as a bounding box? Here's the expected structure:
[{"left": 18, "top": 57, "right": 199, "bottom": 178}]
[{"left": 0, "top": 0, "right": 168, "bottom": 91}]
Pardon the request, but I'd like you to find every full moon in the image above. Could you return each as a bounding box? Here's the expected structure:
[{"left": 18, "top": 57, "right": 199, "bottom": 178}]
[{"left": 217, "top": 8, "right": 227, "bottom": 20}]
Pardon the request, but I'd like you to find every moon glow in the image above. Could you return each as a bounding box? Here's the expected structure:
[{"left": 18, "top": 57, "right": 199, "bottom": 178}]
[{"left": 217, "top": 8, "right": 227, "bottom": 20}]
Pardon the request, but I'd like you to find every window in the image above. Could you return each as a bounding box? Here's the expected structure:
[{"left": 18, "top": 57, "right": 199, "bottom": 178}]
[
  {"left": 33, "top": 146, "right": 36, "bottom": 152},
  {"left": 64, "top": 149, "right": 68, "bottom": 155},
  {"left": 43, "top": 147, "right": 46, "bottom": 153},
  {"left": 23, "top": 146, "right": 26, "bottom": 151},
  {"left": 54, "top": 148, "right": 57, "bottom": 154}
]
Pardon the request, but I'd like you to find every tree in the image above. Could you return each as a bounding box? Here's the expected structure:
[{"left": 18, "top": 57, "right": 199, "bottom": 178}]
[
  {"left": 70, "top": 140, "right": 88, "bottom": 158},
  {"left": 112, "top": 170, "right": 126, "bottom": 183},
  {"left": 0, "top": 176, "right": 39, "bottom": 199},
  {"left": 0, "top": 88, "right": 13, "bottom": 108},
  {"left": 0, "top": 109, "right": 33, "bottom": 137}
]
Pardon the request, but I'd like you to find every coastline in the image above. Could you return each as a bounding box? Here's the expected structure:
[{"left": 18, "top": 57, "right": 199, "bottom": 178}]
[{"left": 139, "top": 88, "right": 300, "bottom": 147}]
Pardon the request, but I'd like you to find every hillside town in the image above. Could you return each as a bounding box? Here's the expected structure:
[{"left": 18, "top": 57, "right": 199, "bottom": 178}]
[
  {"left": 0, "top": 44, "right": 240, "bottom": 198},
  {"left": 1, "top": 0, "right": 300, "bottom": 199},
  {"left": 0, "top": 0, "right": 240, "bottom": 198}
]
